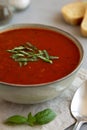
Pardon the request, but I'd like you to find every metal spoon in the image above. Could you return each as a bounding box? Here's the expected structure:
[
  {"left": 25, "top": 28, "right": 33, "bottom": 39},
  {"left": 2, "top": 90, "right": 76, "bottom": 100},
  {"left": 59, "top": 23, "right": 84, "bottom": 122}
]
[
  {"left": 65, "top": 123, "right": 87, "bottom": 130},
  {"left": 70, "top": 81, "right": 87, "bottom": 130}
]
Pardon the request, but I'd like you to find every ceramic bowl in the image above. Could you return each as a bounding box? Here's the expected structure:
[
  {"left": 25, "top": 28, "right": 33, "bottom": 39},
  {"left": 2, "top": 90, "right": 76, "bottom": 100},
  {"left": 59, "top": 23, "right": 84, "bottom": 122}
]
[{"left": 0, "top": 24, "right": 84, "bottom": 104}]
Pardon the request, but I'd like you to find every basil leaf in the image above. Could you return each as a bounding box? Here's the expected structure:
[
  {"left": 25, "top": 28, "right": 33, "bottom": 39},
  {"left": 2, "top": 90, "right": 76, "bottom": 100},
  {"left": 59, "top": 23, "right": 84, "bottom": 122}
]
[
  {"left": 5, "top": 115, "right": 27, "bottom": 124},
  {"left": 27, "top": 112, "right": 36, "bottom": 126},
  {"left": 35, "top": 108, "right": 56, "bottom": 125}
]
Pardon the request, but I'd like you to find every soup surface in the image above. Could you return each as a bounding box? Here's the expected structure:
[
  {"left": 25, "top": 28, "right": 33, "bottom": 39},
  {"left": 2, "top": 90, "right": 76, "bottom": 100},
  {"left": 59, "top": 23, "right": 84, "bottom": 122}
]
[{"left": 0, "top": 27, "right": 80, "bottom": 85}]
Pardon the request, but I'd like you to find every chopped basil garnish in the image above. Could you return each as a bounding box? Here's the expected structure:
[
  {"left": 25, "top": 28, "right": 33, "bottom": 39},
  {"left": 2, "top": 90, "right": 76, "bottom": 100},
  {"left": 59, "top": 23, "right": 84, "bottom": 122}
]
[{"left": 7, "top": 42, "right": 59, "bottom": 66}]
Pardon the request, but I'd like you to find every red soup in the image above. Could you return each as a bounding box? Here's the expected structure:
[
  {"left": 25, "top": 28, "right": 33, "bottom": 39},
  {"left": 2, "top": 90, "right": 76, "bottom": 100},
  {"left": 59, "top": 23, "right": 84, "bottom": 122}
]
[{"left": 0, "top": 27, "right": 80, "bottom": 85}]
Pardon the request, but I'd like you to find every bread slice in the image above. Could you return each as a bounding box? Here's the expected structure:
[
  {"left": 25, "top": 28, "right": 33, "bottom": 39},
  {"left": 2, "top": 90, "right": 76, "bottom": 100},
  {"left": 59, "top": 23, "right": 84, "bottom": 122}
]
[
  {"left": 61, "top": 2, "right": 86, "bottom": 25},
  {"left": 81, "top": 9, "right": 87, "bottom": 36}
]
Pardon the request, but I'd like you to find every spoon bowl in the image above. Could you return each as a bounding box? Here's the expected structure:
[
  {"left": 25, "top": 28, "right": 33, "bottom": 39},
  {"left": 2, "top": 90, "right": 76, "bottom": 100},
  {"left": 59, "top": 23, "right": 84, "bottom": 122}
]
[{"left": 71, "top": 81, "right": 87, "bottom": 130}]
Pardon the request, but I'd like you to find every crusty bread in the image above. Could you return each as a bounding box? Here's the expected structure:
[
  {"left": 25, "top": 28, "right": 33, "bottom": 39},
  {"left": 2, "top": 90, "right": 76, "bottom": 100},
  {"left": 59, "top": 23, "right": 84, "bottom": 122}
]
[
  {"left": 81, "top": 9, "right": 87, "bottom": 36},
  {"left": 61, "top": 2, "right": 86, "bottom": 25}
]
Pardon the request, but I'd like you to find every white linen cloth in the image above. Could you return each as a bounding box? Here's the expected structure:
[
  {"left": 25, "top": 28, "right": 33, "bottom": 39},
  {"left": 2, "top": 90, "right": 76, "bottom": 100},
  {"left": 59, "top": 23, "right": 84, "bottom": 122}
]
[{"left": 0, "top": 68, "right": 87, "bottom": 130}]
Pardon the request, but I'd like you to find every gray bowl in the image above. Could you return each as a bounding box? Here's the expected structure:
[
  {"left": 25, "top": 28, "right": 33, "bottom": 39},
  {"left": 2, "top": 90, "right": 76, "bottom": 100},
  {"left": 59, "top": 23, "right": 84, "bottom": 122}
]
[{"left": 0, "top": 24, "right": 84, "bottom": 104}]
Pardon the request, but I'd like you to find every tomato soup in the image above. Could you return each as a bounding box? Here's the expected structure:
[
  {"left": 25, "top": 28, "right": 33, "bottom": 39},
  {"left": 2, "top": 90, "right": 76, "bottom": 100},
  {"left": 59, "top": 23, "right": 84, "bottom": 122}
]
[{"left": 0, "top": 27, "right": 80, "bottom": 85}]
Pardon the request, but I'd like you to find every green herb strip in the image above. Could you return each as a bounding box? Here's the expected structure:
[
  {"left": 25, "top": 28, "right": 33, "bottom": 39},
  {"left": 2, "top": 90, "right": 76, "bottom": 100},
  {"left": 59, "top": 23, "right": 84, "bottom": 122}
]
[
  {"left": 4, "top": 108, "right": 57, "bottom": 126},
  {"left": 7, "top": 42, "right": 59, "bottom": 66}
]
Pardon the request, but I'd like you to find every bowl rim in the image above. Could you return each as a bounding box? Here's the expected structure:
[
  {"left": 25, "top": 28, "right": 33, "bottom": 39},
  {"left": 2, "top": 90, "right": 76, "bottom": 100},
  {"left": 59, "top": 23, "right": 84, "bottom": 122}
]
[{"left": 0, "top": 23, "right": 84, "bottom": 88}]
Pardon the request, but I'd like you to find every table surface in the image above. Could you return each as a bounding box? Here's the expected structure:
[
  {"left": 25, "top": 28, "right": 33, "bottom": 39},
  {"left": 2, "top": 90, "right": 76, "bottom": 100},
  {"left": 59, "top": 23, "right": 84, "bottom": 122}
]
[{"left": 0, "top": 0, "right": 87, "bottom": 129}]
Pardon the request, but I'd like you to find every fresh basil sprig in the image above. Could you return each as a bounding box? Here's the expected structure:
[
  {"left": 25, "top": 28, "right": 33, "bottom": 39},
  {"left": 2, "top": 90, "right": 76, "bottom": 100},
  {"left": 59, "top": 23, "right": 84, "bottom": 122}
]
[
  {"left": 4, "top": 108, "right": 57, "bottom": 126},
  {"left": 7, "top": 42, "right": 59, "bottom": 66}
]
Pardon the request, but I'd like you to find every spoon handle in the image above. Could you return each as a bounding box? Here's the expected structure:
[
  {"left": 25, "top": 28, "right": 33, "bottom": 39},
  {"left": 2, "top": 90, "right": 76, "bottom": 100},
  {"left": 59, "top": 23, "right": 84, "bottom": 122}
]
[{"left": 73, "top": 121, "right": 87, "bottom": 130}]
